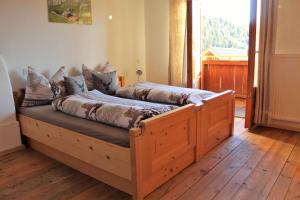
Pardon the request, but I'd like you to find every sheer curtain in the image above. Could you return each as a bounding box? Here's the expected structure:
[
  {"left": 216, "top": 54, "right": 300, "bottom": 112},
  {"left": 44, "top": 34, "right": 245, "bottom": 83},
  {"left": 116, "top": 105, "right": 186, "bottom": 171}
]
[
  {"left": 169, "top": 0, "right": 187, "bottom": 86},
  {"left": 254, "top": 0, "right": 274, "bottom": 125}
]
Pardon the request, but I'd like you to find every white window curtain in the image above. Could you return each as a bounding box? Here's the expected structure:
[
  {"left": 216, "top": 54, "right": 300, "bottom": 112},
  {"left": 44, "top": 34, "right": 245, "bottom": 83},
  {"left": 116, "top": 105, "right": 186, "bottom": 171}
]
[
  {"left": 169, "top": 0, "right": 187, "bottom": 86},
  {"left": 254, "top": 0, "right": 274, "bottom": 125}
]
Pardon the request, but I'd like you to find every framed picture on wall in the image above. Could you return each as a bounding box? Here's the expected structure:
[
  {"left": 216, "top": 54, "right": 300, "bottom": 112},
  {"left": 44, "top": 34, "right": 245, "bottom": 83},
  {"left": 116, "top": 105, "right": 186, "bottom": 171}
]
[{"left": 47, "top": 0, "right": 92, "bottom": 25}]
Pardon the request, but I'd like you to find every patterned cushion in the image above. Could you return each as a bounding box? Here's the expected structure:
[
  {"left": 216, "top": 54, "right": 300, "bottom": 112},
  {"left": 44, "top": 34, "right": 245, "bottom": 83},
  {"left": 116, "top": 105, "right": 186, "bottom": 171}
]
[
  {"left": 116, "top": 82, "right": 216, "bottom": 106},
  {"left": 22, "top": 66, "right": 67, "bottom": 107},
  {"left": 64, "top": 75, "right": 88, "bottom": 95},
  {"left": 82, "top": 65, "right": 94, "bottom": 91},
  {"left": 82, "top": 63, "right": 115, "bottom": 91},
  {"left": 50, "top": 66, "right": 67, "bottom": 98},
  {"left": 98, "top": 62, "right": 115, "bottom": 73},
  {"left": 92, "top": 71, "right": 119, "bottom": 95}
]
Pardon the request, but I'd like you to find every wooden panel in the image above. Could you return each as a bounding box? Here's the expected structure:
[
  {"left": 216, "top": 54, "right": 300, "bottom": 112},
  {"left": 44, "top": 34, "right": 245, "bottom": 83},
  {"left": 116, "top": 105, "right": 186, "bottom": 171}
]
[
  {"left": 27, "top": 138, "right": 134, "bottom": 195},
  {"left": 209, "top": 104, "right": 228, "bottom": 126},
  {"left": 19, "top": 115, "right": 132, "bottom": 180},
  {"left": 206, "top": 120, "right": 231, "bottom": 151},
  {"left": 234, "top": 65, "right": 248, "bottom": 98},
  {"left": 203, "top": 64, "right": 222, "bottom": 92},
  {"left": 132, "top": 104, "right": 197, "bottom": 198},
  {"left": 196, "top": 91, "right": 235, "bottom": 160},
  {"left": 151, "top": 120, "right": 190, "bottom": 172},
  {"left": 151, "top": 120, "right": 189, "bottom": 157},
  {"left": 202, "top": 60, "right": 248, "bottom": 98},
  {"left": 143, "top": 148, "right": 195, "bottom": 196},
  {"left": 220, "top": 65, "right": 235, "bottom": 91},
  {"left": 205, "top": 100, "right": 232, "bottom": 151}
]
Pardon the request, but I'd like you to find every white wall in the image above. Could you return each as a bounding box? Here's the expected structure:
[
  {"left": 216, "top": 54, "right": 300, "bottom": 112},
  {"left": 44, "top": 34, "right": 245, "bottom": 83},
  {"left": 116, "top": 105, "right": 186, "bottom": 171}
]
[
  {"left": 275, "top": 0, "right": 300, "bottom": 54},
  {"left": 0, "top": 56, "right": 22, "bottom": 153},
  {"left": 144, "top": 0, "right": 170, "bottom": 84},
  {"left": 0, "top": 0, "right": 146, "bottom": 90},
  {"left": 268, "top": 0, "right": 300, "bottom": 131},
  {"left": 106, "top": 0, "right": 146, "bottom": 84}
]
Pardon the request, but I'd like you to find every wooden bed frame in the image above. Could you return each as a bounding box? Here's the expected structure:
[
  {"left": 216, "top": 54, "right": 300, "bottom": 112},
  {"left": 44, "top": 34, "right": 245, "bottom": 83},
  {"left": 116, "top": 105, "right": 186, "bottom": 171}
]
[
  {"left": 195, "top": 90, "right": 235, "bottom": 160},
  {"left": 17, "top": 90, "right": 234, "bottom": 200}
]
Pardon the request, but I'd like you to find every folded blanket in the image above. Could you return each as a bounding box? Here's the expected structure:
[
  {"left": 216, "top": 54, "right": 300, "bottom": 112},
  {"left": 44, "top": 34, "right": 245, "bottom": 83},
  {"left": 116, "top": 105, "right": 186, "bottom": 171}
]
[
  {"left": 116, "top": 82, "right": 215, "bottom": 106},
  {"left": 52, "top": 90, "right": 178, "bottom": 129}
]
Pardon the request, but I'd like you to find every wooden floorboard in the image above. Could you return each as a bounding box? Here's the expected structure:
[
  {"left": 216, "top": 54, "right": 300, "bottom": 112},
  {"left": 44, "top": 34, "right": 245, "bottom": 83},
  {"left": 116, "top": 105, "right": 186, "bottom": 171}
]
[
  {"left": 0, "top": 119, "right": 300, "bottom": 200},
  {"left": 268, "top": 135, "right": 300, "bottom": 200},
  {"left": 231, "top": 131, "right": 298, "bottom": 200}
]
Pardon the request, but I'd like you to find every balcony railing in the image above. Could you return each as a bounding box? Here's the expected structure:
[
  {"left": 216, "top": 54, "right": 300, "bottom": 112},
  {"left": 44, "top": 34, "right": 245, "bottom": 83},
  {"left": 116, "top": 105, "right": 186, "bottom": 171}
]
[{"left": 200, "top": 59, "right": 248, "bottom": 98}]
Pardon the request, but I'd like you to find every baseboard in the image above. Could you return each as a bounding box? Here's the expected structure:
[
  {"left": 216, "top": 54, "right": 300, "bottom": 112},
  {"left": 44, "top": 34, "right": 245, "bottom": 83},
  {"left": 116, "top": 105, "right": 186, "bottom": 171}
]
[
  {"left": 0, "top": 121, "right": 22, "bottom": 153},
  {"left": 269, "top": 117, "right": 300, "bottom": 132},
  {"left": 0, "top": 144, "right": 25, "bottom": 157}
]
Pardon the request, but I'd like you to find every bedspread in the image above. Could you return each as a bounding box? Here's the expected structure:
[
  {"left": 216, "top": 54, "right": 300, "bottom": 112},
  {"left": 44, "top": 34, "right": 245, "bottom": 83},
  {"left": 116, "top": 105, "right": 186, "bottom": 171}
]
[
  {"left": 52, "top": 90, "right": 177, "bottom": 129},
  {"left": 116, "top": 82, "right": 215, "bottom": 106}
]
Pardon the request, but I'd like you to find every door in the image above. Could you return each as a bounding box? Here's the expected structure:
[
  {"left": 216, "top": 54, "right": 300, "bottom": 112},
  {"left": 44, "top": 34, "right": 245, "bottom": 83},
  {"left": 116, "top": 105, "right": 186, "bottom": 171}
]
[{"left": 245, "top": 0, "right": 257, "bottom": 128}]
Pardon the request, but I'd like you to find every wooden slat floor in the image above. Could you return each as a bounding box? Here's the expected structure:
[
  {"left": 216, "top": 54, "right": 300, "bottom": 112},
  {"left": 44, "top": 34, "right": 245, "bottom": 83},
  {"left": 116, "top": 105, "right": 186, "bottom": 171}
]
[{"left": 1, "top": 118, "right": 300, "bottom": 200}]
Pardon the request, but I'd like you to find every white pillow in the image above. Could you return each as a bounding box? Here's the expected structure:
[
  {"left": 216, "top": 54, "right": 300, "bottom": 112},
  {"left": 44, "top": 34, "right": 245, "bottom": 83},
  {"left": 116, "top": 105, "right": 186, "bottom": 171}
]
[{"left": 22, "top": 66, "right": 67, "bottom": 107}]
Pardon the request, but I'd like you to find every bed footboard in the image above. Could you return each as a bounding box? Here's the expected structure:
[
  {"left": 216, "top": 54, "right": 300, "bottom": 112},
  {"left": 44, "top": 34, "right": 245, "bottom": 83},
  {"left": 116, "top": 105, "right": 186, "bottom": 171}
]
[
  {"left": 18, "top": 115, "right": 133, "bottom": 194},
  {"left": 196, "top": 90, "right": 235, "bottom": 161},
  {"left": 130, "top": 104, "right": 197, "bottom": 200}
]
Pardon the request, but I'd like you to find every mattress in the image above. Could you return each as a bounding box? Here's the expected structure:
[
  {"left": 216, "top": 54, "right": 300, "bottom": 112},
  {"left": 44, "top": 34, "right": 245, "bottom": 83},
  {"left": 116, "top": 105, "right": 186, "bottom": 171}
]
[{"left": 19, "top": 105, "right": 130, "bottom": 148}]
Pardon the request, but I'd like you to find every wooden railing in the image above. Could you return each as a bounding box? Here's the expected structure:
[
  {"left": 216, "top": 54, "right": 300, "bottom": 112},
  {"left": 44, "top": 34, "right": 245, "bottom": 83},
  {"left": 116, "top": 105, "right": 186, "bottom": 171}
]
[{"left": 200, "top": 60, "right": 248, "bottom": 98}]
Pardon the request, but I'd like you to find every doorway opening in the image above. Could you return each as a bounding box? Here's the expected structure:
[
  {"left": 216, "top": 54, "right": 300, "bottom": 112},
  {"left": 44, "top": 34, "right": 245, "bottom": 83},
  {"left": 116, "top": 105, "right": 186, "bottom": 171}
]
[{"left": 192, "top": 0, "right": 251, "bottom": 119}]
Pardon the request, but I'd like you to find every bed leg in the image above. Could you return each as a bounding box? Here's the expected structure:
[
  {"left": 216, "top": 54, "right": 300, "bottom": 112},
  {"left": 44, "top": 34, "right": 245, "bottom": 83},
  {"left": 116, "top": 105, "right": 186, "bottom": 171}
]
[{"left": 130, "top": 128, "right": 145, "bottom": 200}]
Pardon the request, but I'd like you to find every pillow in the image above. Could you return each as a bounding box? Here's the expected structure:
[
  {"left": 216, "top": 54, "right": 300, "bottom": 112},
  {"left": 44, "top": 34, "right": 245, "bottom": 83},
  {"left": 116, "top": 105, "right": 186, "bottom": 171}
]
[
  {"left": 92, "top": 71, "right": 119, "bottom": 95},
  {"left": 64, "top": 75, "right": 88, "bottom": 95},
  {"left": 82, "top": 63, "right": 115, "bottom": 90},
  {"left": 82, "top": 65, "right": 94, "bottom": 90},
  {"left": 50, "top": 66, "right": 67, "bottom": 97},
  {"left": 99, "top": 62, "right": 115, "bottom": 73},
  {"left": 22, "top": 66, "right": 67, "bottom": 107}
]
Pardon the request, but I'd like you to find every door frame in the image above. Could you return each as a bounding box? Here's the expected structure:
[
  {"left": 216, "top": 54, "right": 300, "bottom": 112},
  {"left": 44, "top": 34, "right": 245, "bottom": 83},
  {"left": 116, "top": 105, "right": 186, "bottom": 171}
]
[
  {"left": 245, "top": 0, "right": 258, "bottom": 128},
  {"left": 187, "top": 0, "right": 193, "bottom": 88},
  {"left": 187, "top": 0, "right": 257, "bottom": 127}
]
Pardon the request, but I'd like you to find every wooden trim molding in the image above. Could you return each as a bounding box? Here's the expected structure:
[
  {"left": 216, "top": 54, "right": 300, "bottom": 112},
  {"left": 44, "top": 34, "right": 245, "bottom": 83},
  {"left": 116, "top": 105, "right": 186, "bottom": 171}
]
[
  {"left": 186, "top": 0, "right": 193, "bottom": 88},
  {"left": 245, "top": 0, "right": 258, "bottom": 128}
]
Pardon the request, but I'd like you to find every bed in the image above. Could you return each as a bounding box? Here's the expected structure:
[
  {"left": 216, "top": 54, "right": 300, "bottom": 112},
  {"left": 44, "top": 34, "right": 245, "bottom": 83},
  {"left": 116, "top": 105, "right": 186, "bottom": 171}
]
[
  {"left": 15, "top": 86, "right": 234, "bottom": 200},
  {"left": 115, "top": 82, "right": 235, "bottom": 160},
  {"left": 194, "top": 90, "right": 235, "bottom": 159}
]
